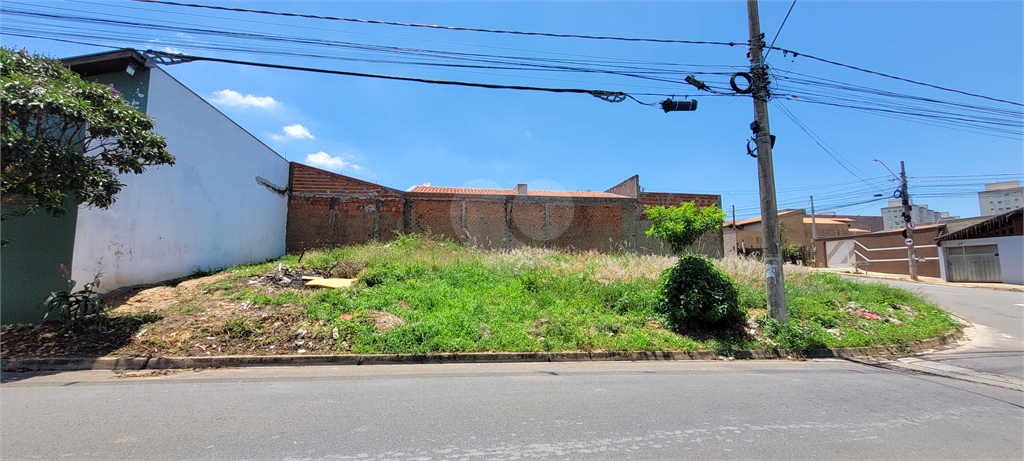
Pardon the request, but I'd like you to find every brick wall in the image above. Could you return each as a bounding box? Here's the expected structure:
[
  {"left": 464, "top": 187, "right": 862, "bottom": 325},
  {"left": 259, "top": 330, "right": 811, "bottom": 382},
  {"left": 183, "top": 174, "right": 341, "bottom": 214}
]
[
  {"left": 636, "top": 191, "right": 724, "bottom": 257},
  {"left": 286, "top": 163, "right": 722, "bottom": 256},
  {"left": 287, "top": 163, "right": 404, "bottom": 252}
]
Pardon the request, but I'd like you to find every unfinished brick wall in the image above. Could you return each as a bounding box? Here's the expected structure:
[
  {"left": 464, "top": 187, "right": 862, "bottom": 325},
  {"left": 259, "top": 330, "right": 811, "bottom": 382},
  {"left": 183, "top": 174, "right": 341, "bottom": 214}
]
[
  {"left": 287, "top": 163, "right": 404, "bottom": 252},
  {"left": 635, "top": 192, "right": 724, "bottom": 257},
  {"left": 286, "top": 163, "right": 722, "bottom": 256}
]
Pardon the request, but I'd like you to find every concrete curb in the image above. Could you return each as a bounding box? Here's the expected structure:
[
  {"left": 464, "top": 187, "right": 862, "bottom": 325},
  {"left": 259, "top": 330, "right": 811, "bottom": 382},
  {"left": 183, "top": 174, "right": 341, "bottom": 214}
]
[
  {"left": 1, "top": 331, "right": 963, "bottom": 372},
  {"left": 821, "top": 269, "right": 1024, "bottom": 293}
]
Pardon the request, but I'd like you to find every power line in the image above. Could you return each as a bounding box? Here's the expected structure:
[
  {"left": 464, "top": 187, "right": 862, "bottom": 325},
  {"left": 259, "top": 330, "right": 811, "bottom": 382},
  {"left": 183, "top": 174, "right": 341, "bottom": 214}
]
[
  {"left": 132, "top": 0, "right": 745, "bottom": 47},
  {"left": 771, "top": 100, "right": 886, "bottom": 190},
  {"left": 910, "top": 173, "right": 1023, "bottom": 179},
  {"left": 142, "top": 50, "right": 654, "bottom": 103},
  {"left": 763, "top": 0, "right": 796, "bottom": 60},
  {"left": 768, "top": 46, "right": 1023, "bottom": 107},
  {"left": 1, "top": 7, "right": 748, "bottom": 92},
  {"left": 133, "top": 0, "right": 1023, "bottom": 108}
]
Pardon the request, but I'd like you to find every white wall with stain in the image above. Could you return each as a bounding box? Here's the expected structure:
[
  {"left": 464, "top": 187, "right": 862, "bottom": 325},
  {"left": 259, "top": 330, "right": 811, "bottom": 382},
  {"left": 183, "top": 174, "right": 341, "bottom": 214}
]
[{"left": 72, "top": 67, "right": 289, "bottom": 291}]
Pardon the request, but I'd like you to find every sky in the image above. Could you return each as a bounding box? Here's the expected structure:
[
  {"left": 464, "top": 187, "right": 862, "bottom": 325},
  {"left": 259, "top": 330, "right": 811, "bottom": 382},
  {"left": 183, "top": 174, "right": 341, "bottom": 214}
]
[{"left": 2, "top": 0, "right": 1022, "bottom": 221}]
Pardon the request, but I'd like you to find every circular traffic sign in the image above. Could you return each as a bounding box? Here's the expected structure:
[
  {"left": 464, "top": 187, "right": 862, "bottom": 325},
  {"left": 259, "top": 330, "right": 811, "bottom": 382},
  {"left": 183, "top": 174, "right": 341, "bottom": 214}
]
[
  {"left": 905, "top": 238, "right": 914, "bottom": 245},
  {"left": 906, "top": 221, "right": 916, "bottom": 230}
]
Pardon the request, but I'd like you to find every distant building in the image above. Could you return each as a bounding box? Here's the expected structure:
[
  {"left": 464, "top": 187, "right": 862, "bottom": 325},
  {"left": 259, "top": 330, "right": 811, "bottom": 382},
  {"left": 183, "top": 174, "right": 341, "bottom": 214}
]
[
  {"left": 881, "top": 200, "right": 956, "bottom": 230},
  {"left": 979, "top": 180, "right": 1023, "bottom": 216},
  {"left": 815, "top": 212, "right": 885, "bottom": 233},
  {"left": 723, "top": 209, "right": 861, "bottom": 260}
]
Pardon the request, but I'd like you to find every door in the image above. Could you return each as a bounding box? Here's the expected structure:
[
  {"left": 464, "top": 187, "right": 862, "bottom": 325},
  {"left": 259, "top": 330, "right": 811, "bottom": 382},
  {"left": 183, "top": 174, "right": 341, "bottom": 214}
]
[
  {"left": 946, "top": 245, "right": 1002, "bottom": 283},
  {"left": 826, "top": 240, "right": 855, "bottom": 268}
]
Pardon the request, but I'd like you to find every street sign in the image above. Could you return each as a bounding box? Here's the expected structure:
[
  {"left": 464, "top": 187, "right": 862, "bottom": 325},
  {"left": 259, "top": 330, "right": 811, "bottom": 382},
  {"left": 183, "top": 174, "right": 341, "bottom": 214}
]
[
  {"left": 905, "top": 238, "right": 914, "bottom": 245},
  {"left": 906, "top": 221, "right": 916, "bottom": 230}
]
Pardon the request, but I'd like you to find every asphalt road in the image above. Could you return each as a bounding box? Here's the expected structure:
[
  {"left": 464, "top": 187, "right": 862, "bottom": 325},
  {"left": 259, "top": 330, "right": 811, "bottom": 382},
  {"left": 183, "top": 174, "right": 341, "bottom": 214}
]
[
  {"left": 2, "top": 281, "right": 1022, "bottom": 460},
  {"left": 3, "top": 359, "right": 1023, "bottom": 460},
  {"left": 850, "top": 278, "right": 1024, "bottom": 378}
]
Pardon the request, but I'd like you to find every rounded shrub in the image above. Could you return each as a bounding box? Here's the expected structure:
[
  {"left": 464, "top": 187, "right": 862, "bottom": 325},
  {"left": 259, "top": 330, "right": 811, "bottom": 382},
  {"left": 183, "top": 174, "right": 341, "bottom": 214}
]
[{"left": 660, "top": 255, "right": 744, "bottom": 333}]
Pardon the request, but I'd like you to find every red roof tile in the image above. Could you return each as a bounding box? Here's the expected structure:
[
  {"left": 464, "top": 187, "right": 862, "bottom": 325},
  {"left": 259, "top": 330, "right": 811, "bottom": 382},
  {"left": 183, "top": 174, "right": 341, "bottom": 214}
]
[{"left": 409, "top": 186, "right": 628, "bottom": 198}]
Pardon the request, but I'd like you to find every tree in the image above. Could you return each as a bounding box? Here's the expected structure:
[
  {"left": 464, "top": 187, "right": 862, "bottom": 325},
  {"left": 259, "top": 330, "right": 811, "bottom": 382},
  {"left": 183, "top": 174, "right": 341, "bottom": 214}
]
[
  {"left": 644, "top": 201, "right": 726, "bottom": 256},
  {"left": 1, "top": 48, "right": 174, "bottom": 219}
]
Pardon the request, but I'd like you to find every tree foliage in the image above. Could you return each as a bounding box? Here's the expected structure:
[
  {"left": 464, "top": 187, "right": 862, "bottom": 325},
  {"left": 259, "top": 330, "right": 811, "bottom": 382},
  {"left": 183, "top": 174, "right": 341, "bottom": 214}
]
[
  {"left": 644, "top": 201, "right": 726, "bottom": 255},
  {"left": 1, "top": 48, "right": 174, "bottom": 218}
]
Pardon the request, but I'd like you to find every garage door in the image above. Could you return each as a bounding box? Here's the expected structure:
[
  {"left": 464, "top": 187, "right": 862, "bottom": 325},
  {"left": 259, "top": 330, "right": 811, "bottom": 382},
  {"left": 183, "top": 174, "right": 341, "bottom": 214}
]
[
  {"left": 946, "top": 245, "right": 1002, "bottom": 283},
  {"left": 826, "top": 240, "right": 855, "bottom": 268}
]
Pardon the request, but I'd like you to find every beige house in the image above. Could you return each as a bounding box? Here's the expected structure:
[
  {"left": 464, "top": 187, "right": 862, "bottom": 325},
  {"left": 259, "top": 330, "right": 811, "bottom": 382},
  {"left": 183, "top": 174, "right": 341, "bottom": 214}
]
[{"left": 723, "top": 209, "right": 867, "bottom": 260}]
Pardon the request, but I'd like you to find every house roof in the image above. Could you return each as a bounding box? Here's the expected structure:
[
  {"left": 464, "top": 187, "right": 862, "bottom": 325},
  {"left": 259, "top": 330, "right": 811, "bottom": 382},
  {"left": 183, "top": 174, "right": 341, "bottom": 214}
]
[
  {"left": 814, "top": 223, "right": 946, "bottom": 241},
  {"left": 803, "top": 217, "right": 853, "bottom": 225},
  {"left": 934, "top": 208, "right": 1023, "bottom": 243},
  {"left": 409, "top": 186, "right": 628, "bottom": 198},
  {"left": 725, "top": 209, "right": 804, "bottom": 228},
  {"left": 61, "top": 49, "right": 149, "bottom": 77}
]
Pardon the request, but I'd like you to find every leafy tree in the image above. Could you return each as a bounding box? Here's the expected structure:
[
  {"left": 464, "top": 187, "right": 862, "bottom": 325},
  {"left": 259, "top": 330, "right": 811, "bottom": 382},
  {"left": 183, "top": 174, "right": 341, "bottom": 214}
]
[
  {"left": 1, "top": 48, "right": 174, "bottom": 219},
  {"left": 644, "top": 201, "right": 726, "bottom": 256}
]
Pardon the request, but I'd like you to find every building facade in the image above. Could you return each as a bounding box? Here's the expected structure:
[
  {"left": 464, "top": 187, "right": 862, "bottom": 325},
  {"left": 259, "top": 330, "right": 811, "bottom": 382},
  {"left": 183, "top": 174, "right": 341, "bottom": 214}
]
[
  {"left": 881, "top": 200, "right": 953, "bottom": 230},
  {"left": 2, "top": 49, "right": 290, "bottom": 324},
  {"left": 978, "top": 181, "right": 1023, "bottom": 216}
]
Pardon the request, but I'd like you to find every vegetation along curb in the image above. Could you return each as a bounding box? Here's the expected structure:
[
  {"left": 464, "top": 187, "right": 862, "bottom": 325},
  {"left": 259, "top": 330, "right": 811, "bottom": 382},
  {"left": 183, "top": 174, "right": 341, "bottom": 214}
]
[{"left": 1, "top": 330, "right": 963, "bottom": 372}]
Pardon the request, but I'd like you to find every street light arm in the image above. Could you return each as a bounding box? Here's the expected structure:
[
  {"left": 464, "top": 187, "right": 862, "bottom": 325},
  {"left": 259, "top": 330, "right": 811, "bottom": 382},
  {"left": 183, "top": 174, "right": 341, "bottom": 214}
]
[{"left": 872, "top": 159, "right": 900, "bottom": 180}]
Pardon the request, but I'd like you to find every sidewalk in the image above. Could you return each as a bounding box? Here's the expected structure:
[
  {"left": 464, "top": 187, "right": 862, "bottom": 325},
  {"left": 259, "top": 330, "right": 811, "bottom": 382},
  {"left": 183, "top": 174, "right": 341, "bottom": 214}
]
[{"left": 808, "top": 266, "right": 1024, "bottom": 293}]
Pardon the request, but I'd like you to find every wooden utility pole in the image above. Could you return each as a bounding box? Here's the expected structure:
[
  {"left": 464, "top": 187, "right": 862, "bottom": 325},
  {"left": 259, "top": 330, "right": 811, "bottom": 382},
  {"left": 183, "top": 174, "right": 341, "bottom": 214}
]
[
  {"left": 747, "top": 0, "right": 787, "bottom": 322},
  {"left": 900, "top": 161, "right": 919, "bottom": 280},
  {"left": 810, "top": 196, "right": 817, "bottom": 239}
]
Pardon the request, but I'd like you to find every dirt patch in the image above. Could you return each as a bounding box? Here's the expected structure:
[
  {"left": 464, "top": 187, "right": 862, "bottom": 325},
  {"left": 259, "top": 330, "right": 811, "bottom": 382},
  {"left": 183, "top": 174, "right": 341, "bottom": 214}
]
[
  {"left": 367, "top": 311, "right": 405, "bottom": 333},
  {"left": 1, "top": 270, "right": 347, "bottom": 361},
  {"left": 1, "top": 314, "right": 162, "bottom": 360},
  {"left": 177, "top": 273, "right": 232, "bottom": 291}
]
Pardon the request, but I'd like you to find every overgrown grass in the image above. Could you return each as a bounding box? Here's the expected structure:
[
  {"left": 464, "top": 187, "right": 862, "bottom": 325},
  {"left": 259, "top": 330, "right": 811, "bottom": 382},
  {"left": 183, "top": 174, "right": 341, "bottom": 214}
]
[{"left": 225, "top": 234, "right": 959, "bottom": 355}]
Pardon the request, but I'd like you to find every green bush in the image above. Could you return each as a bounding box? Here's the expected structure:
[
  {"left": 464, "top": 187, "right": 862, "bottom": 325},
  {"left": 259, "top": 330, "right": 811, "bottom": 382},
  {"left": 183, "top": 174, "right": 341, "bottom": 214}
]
[{"left": 659, "top": 255, "right": 744, "bottom": 333}]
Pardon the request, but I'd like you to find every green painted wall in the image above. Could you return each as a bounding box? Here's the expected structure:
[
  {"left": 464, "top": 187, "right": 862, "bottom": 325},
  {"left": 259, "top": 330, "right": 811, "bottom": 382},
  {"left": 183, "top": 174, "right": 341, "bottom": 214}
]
[
  {"left": 0, "top": 67, "right": 150, "bottom": 325},
  {"left": 1, "top": 199, "right": 80, "bottom": 325},
  {"left": 88, "top": 68, "right": 150, "bottom": 113}
]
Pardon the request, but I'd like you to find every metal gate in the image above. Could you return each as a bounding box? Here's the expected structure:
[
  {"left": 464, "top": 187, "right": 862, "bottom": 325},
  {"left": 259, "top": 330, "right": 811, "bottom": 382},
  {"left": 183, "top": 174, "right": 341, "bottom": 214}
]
[
  {"left": 946, "top": 245, "right": 1002, "bottom": 283},
  {"left": 826, "top": 240, "right": 855, "bottom": 268}
]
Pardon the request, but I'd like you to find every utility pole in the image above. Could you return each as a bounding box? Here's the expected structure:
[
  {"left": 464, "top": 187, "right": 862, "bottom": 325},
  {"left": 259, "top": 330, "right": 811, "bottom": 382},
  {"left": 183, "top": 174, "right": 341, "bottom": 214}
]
[
  {"left": 900, "top": 161, "right": 919, "bottom": 281},
  {"left": 809, "top": 196, "right": 817, "bottom": 239},
  {"left": 747, "top": 0, "right": 787, "bottom": 322}
]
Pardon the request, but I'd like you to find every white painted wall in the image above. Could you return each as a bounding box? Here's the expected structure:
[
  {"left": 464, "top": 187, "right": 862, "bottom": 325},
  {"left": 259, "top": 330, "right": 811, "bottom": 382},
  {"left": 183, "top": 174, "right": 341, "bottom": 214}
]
[
  {"left": 72, "top": 67, "right": 289, "bottom": 290},
  {"left": 938, "top": 236, "right": 1024, "bottom": 285}
]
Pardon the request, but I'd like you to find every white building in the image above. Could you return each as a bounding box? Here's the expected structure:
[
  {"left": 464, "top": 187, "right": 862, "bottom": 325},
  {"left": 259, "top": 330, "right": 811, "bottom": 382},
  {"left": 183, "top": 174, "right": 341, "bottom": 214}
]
[
  {"left": 979, "top": 181, "right": 1023, "bottom": 216},
  {"left": 66, "top": 50, "right": 291, "bottom": 291},
  {"left": 2, "top": 49, "right": 290, "bottom": 324},
  {"left": 881, "top": 200, "right": 952, "bottom": 230}
]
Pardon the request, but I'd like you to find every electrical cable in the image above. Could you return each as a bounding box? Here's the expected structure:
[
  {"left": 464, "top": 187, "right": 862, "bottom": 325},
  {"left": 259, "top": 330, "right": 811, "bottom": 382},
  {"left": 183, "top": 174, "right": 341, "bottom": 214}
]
[
  {"left": 767, "top": 46, "right": 1023, "bottom": 107},
  {"left": 131, "top": 0, "right": 745, "bottom": 47},
  {"left": 140, "top": 50, "right": 654, "bottom": 103},
  {"left": 130, "top": 0, "right": 1023, "bottom": 108},
  {"left": 763, "top": 0, "right": 796, "bottom": 60}
]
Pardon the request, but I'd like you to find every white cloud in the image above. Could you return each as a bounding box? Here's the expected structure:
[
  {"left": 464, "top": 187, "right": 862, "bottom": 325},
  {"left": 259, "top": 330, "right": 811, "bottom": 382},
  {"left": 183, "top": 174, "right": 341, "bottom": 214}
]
[
  {"left": 283, "top": 124, "right": 314, "bottom": 139},
  {"left": 210, "top": 89, "right": 279, "bottom": 109},
  {"left": 305, "top": 151, "right": 360, "bottom": 172},
  {"left": 269, "top": 124, "right": 315, "bottom": 141}
]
